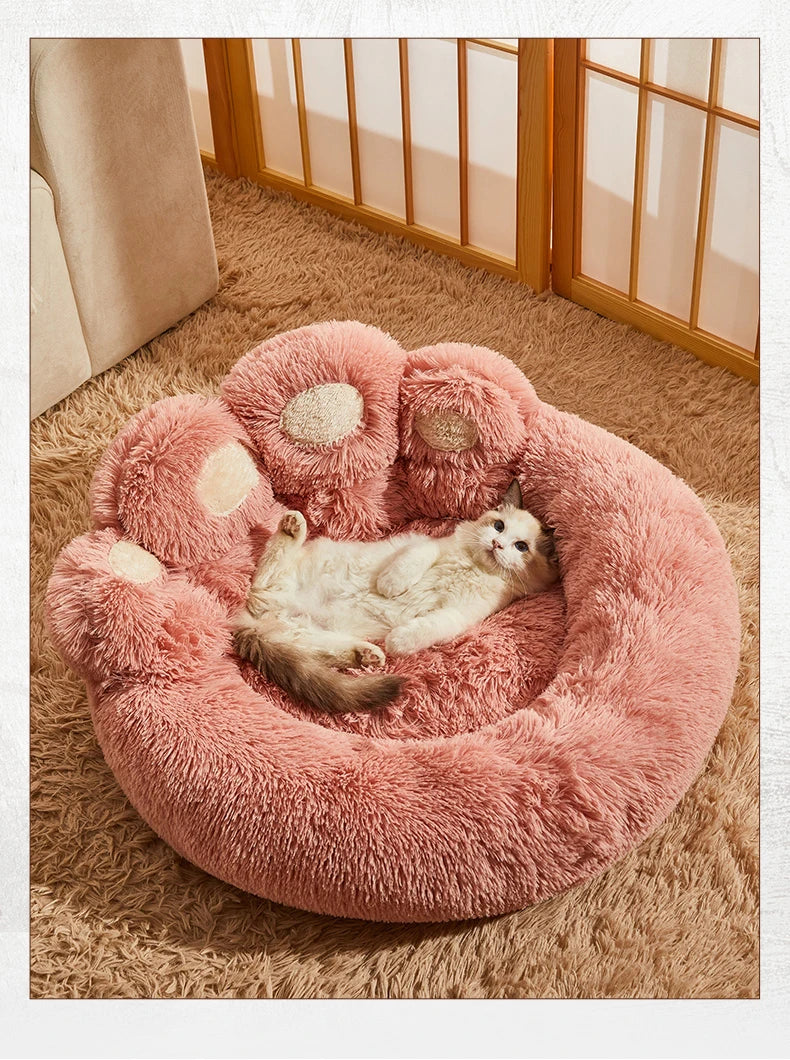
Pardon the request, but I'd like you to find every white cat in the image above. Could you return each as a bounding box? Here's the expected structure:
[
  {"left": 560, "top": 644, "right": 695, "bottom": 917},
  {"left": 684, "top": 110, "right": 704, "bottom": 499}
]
[{"left": 233, "top": 480, "right": 559, "bottom": 713}]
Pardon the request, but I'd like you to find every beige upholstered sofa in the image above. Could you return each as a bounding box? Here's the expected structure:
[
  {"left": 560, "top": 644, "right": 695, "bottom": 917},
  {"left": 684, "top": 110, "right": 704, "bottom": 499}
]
[{"left": 30, "top": 39, "right": 219, "bottom": 418}]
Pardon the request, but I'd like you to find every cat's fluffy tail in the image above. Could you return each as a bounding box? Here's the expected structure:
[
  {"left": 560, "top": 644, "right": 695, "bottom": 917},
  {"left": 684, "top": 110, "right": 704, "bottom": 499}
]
[{"left": 233, "top": 625, "right": 403, "bottom": 714}]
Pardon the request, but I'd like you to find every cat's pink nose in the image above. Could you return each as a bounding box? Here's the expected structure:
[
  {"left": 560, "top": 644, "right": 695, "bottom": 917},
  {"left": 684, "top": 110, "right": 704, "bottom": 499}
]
[{"left": 491, "top": 540, "right": 502, "bottom": 550}]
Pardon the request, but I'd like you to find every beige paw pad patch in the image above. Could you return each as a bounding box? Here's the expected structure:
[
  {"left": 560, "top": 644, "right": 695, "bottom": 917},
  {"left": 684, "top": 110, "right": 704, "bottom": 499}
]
[
  {"left": 280, "top": 383, "right": 364, "bottom": 447},
  {"left": 108, "top": 540, "right": 163, "bottom": 583},
  {"left": 415, "top": 410, "right": 478, "bottom": 452},
  {"left": 196, "top": 442, "right": 259, "bottom": 516}
]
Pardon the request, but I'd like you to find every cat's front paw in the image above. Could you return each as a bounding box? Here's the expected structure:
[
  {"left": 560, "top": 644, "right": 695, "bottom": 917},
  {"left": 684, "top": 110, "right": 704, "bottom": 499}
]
[
  {"left": 279, "top": 510, "right": 307, "bottom": 543},
  {"left": 376, "top": 566, "right": 412, "bottom": 598}
]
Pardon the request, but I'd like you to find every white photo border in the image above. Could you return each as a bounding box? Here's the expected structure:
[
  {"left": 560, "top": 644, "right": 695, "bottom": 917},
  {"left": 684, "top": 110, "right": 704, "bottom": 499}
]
[{"left": 7, "top": 2, "right": 787, "bottom": 1057}]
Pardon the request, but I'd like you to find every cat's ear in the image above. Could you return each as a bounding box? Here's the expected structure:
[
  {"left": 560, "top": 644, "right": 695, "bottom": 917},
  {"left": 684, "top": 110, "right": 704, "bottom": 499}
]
[
  {"left": 537, "top": 526, "right": 559, "bottom": 569},
  {"left": 500, "top": 478, "right": 523, "bottom": 510}
]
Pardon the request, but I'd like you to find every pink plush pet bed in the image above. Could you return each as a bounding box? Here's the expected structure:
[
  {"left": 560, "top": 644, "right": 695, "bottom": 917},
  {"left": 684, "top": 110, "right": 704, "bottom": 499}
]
[{"left": 45, "top": 321, "right": 740, "bottom": 922}]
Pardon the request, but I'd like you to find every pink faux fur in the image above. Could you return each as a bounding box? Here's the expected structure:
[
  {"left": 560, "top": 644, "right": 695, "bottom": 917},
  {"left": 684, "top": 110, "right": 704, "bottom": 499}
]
[
  {"left": 45, "top": 321, "right": 740, "bottom": 922},
  {"left": 91, "top": 395, "right": 276, "bottom": 567},
  {"left": 221, "top": 320, "right": 405, "bottom": 537},
  {"left": 399, "top": 342, "right": 540, "bottom": 519}
]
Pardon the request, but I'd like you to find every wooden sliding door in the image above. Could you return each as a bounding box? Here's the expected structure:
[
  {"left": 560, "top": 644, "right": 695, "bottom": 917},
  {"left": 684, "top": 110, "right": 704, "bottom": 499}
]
[
  {"left": 194, "top": 37, "right": 552, "bottom": 293},
  {"left": 180, "top": 37, "right": 760, "bottom": 381},
  {"left": 552, "top": 38, "right": 759, "bottom": 382}
]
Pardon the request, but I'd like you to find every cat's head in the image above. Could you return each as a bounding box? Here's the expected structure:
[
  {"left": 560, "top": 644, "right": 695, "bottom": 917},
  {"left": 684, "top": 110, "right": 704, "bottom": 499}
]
[{"left": 463, "top": 479, "right": 559, "bottom": 591}]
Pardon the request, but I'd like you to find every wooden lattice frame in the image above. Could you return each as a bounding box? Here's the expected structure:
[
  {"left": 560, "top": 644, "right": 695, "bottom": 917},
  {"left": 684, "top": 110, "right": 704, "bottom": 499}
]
[
  {"left": 200, "top": 37, "right": 552, "bottom": 293},
  {"left": 552, "top": 39, "right": 759, "bottom": 383},
  {"left": 196, "top": 37, "right": 758, "bottom": 382}
]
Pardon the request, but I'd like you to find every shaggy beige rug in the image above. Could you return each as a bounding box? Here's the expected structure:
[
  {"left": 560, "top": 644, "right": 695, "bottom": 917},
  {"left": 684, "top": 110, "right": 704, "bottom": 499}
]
[{"left": 30, "top": 168, "right": 758, "bottom": 999}]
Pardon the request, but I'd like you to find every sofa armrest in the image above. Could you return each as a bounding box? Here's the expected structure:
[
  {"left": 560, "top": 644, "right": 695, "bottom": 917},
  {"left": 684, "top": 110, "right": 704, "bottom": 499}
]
[{"left": 30, "top": 38, "right": 218, "bottom": 377}]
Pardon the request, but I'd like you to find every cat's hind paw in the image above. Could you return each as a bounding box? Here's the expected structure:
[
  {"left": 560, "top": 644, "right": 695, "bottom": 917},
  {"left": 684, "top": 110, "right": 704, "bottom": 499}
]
[
  {"left": 279, "top": 510, "right": 307, "bottom": 543},
  {"left": 355, "top": 642, "right": 386, "bottom": 669}
]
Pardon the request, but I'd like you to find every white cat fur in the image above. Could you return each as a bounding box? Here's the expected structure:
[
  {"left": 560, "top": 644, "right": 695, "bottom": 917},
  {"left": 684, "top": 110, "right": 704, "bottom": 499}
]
[{"left": 233, "top": 481, "right": 558, "bottom": 713}]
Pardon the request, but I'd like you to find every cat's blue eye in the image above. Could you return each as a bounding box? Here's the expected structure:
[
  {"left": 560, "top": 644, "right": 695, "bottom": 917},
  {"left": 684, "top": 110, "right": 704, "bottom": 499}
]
[
  {"left": 514, "top": 541, "right": 529, "bottom": 552},
  {"left": 494, "top": 520, "right": 504, "bottom": 532}
]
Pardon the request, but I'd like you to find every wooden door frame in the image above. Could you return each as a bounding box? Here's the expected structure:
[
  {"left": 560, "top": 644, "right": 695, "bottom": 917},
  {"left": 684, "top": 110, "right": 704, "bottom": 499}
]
[{"left": 552, "top": 39, "right": 759, "bottom": 383}]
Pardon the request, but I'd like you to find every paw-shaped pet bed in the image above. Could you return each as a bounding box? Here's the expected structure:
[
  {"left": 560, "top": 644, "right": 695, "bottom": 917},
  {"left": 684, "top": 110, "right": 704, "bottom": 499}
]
[{"left": 45, "top": 321, "right": 740, "bottom": 922}]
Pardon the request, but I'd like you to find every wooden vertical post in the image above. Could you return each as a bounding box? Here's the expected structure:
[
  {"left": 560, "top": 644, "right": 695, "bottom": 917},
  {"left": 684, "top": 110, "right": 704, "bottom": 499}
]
[
  {"left": 344, "top": 39, "right": 363, "bottom": 205},
  {"left": 201, "top": 39, "right": 240, "bottom": 177},
  {"left": 689, "top": 38, "right": 723, "bottom": 330},
  {"left": 291, "top": 39, "right": 312, "bottom": 187},
  {"left": 398, "top": 39, "right": 415, "bottom": 226},
  {"left": 457, "top": 39, "right": 469, "bottom": 246},
  {"left": 551, "top": 39, "right": 579, "bottom": 297},
  {"left": 516, "top": 39, "right": 553, "bottom": 293},
  {"left": 628, "top": 39, "right": 651, "bottom": 302},
  {"left": 223, "top": 38, "right": 264, "bottom": 178}
]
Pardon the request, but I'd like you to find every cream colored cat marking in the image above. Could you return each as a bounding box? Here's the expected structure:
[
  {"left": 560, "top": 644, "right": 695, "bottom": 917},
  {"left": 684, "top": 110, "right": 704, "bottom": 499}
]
[{"left": 233, "top": 480, "right": 558, "bottom": 714}]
